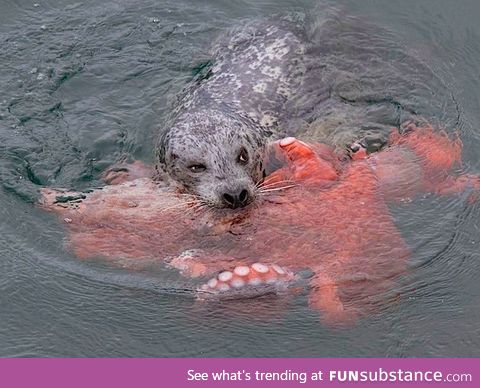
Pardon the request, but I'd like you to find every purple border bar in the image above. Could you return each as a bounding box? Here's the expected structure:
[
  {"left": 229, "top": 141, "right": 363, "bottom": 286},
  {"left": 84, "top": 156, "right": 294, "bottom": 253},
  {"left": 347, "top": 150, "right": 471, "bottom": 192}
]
[{"left": 0, "top": 358, "right": 477, "bottom": 388}]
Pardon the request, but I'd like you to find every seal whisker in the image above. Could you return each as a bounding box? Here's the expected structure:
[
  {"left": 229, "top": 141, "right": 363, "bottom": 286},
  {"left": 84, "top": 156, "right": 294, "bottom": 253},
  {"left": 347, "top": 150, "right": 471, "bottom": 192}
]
[
  {"left": 159, "top": 200, "right": 199, "bottom": 213},
  {"left": 259, "top": 183, "right": 297, "bottom": 191},
  {"left": 187, "top": 195, "right": 215, "bottom": 214},
  {"left": 258, "top": 184, "right": 297, "bottom": 194},
  {"left": 152, "top": 191, "right": 198, "bottom": 202},
  {"left": 259, "top": 177, "right": 295, "bottom": 185},
  {"left": 190, "top": 202, "right": 209, "bottom": 213},
  {"left": 257, "top": 179, "right": 296, "bottom": 190}
]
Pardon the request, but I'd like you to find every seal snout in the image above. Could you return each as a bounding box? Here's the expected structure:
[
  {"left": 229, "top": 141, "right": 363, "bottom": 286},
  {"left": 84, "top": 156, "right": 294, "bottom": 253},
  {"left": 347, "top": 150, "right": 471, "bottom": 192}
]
[{"left": 221, "top": 187, "right": 251, "bottom": 209}]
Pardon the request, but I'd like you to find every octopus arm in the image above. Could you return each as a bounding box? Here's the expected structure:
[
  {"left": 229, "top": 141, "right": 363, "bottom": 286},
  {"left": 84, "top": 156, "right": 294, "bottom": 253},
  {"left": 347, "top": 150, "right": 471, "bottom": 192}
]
[{"left": 366, "top": 123, "right": 480, "bottom": 202}]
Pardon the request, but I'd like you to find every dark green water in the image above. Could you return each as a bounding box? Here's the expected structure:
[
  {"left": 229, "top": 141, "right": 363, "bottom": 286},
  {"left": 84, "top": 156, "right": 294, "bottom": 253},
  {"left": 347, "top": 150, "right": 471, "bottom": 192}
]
[{"left": 1, "top": 0, "right": 479, "bottom": 356}]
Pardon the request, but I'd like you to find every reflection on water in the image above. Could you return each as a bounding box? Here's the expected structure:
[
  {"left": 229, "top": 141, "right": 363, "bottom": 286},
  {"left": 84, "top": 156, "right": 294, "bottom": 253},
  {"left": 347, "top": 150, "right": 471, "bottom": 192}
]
[{"left": 0, "top": 0, "right": 479, "bottom": 356}]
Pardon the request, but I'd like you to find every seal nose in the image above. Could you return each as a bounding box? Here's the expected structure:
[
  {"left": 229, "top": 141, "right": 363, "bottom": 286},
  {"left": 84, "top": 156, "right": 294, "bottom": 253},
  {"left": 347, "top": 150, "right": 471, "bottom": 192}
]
[{"left": 222, "top": 189, "right": 250, "bottom": 209}]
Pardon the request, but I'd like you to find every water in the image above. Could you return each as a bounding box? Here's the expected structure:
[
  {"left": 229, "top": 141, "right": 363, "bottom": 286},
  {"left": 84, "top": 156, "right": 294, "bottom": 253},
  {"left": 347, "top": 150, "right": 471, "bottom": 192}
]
[{"left": 1, "top": 0, "right": 479, "bottom": 357}]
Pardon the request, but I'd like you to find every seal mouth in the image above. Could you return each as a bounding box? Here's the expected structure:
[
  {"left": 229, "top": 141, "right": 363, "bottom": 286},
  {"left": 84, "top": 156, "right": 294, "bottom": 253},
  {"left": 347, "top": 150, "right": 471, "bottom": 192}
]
[
  {"left": 213, "top": 197, "right": 255, "bottom": 212},
  {"left": 192, "top": 192, "right": 256, "bottom": 213}
]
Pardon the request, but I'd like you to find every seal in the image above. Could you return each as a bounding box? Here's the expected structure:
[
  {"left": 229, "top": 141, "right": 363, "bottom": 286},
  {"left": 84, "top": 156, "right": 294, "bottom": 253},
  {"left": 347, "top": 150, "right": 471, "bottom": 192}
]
[
  {"left": 154, "top": 11, "right": 454, "bottom": 210},
  {"left": 155, "top": 20, "right": 307, "bottom": 209}
]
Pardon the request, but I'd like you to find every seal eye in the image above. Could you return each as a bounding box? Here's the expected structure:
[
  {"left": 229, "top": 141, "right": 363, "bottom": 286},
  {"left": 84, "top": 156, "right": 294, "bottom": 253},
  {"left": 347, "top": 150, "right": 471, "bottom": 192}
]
[
  {"left": 237, "top": 148, "right": 249, "bottom": 165},
  {"left": 188, "top": 164, "right": 206, "bottom": 173}
]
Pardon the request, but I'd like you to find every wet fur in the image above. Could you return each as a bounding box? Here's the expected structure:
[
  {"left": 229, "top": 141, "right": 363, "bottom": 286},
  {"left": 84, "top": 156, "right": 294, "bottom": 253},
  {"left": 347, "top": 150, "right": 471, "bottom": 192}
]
[{"left": 155, "top": 20, "right": 306, "bottom": 207}]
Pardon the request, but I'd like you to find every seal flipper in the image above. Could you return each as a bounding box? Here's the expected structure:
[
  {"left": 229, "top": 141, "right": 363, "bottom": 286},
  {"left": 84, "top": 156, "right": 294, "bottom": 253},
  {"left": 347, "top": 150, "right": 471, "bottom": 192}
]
[{"left": 102, "top": 160, "right": 153, "bottom": 185}]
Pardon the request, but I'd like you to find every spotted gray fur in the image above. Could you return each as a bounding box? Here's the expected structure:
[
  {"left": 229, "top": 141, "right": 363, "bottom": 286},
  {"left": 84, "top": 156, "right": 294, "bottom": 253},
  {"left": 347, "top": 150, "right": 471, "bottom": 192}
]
[
  {"left": 155, "top": 8, "right": 459, "bottom": 209},
  {"left": 156, "top": 20, "right": 307, "bottom": 209}
]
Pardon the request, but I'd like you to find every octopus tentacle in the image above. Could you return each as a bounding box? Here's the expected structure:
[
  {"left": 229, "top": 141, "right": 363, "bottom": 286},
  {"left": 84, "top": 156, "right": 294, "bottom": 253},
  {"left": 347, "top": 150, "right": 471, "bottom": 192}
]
[
  {"left": 308, "top": 271, "right": 357, "bottom": 326},
  {"left": 266, "top": 137, "right": 339, "bottom": 185},
  {"left": 197, "top": 263, "right": 295, "bottom": 299}
]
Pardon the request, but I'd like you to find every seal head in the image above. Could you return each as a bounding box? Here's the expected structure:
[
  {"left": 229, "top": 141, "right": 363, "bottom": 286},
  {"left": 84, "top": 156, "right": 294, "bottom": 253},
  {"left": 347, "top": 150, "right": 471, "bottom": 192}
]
[{"left": 157, "top": 109, "right": 271, "bottom": 209}]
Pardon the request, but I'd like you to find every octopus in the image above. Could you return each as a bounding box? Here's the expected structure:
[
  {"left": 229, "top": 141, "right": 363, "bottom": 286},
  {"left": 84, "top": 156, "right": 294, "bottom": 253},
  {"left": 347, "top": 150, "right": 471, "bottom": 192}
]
[{"left": 40, "top": 123, "right": 480, "bottom": 325}]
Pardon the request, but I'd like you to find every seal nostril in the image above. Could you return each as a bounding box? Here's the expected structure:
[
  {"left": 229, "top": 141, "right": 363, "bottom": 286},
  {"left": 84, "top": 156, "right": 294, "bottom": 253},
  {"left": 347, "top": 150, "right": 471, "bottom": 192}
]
[
  {"left": 239, "top": 189, "right": 249, "bottom": 204},
  {"left": 222, "top": 189, "right": 250, "bottom": 209},
  {"left": 223, "top": 193, "right": 235, "bottom": 207}
]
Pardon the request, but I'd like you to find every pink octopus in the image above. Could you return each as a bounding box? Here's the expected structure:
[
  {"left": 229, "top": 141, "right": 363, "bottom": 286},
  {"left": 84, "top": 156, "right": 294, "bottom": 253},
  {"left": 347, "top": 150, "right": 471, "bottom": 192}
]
[{"left": 40, "top": 123, "right": 480, "bottom": 325}]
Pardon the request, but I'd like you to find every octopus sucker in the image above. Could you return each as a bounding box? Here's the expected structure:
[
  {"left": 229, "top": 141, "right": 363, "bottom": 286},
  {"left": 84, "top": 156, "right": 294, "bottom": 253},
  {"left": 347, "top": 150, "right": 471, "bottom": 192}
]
[
  {"left": 251, "top": 263, "right": 269, "bottom": 273},
  {"left": 217, "top": 283, "right": 231, "bottom": 292},
  {"left": 218, "top": 271, "right": 233, "bottom": 282},
  {"left": 272, "top": 264, "right": 286, "bottom": 275},
  {"left": 230, "top": 278, "right": 246, "bottom": 289},
  {"left": 207, "top": 278, "right": 218, "bottom": 288},
  {"left": 233, "top": 265, "right": 250, "bottom": 276},
  {"left": 199, "top": 263, "right": 294, "bottom": 297}
]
